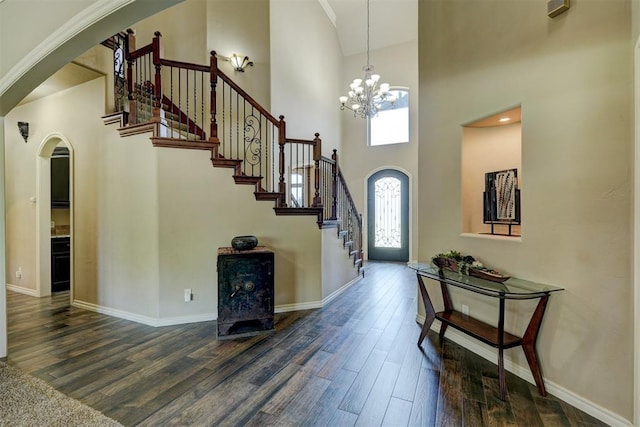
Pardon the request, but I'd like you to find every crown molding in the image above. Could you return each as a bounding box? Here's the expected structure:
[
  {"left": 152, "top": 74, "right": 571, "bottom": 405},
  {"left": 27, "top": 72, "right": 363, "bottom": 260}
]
[{"left": 318, "top": 0, "right": 336, "bottom": 28}]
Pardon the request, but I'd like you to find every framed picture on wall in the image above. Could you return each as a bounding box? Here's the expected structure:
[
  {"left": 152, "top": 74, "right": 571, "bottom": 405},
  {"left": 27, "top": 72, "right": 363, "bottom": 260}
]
[{"left": 483, "top": 168, "right": 520, "bottom": 227}]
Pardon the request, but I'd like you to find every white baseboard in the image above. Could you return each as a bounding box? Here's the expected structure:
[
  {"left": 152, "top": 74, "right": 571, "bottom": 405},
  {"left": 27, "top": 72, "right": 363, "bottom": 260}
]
[
  {"left": 275, "top": 301, "right": 323, "bottom": 313},
  {"left": 416, "top": 314, "right": 632, "bottom": 427},
  {"left": 71, "top": 276, "right": 362, "bottom": 326},
  {"left": 274, "top": 274, "right": 362, "bottom": 313},
  {"left": 6, "top": 284, "right": 39, "bottom": 297},
  {"left": 321, "top": 275, "right": 363, "bottom": 306},
  {"left": 72, "top": 300, "right": 216, "bottom": 327}
]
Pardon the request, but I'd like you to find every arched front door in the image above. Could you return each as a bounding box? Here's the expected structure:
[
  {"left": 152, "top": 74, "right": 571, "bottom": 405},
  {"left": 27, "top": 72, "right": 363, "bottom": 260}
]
[{"left": 367, "top": 169, "right": 409, "bottom": 262}]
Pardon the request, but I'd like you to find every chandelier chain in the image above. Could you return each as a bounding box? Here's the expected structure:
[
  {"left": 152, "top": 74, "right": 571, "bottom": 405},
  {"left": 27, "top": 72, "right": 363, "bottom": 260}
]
[
  {"left": 366, "top": 0, "right": 370, "bottom": 67},
  {"left": 338, "top": 0, "right": 396, "bottom": 119}
]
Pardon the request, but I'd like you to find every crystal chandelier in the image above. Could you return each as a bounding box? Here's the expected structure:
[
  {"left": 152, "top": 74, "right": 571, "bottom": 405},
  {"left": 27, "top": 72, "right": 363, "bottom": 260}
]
[{"left": 339, "top": 0, "right": 396, "bottom": 119}]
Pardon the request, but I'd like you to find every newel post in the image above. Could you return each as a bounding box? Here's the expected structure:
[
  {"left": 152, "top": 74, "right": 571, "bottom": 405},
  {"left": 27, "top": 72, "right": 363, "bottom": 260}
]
[
  {"left": 152, "top": 31, "right": 163, "bottom": 115},
  {"left": 125, "top": 28, "right": 136, "bottom": 123},
  {"left": 331, "top": 149, "right": 338, "bottom": 220},
  {"left": 312, "top": 133, "right": 322, "bottom": 208},
  {"left": 278, "top": 116, "right": 287, "bottom": 208},
  {"left": 209, "top": 51, "right": 219, "bottom": 142}
]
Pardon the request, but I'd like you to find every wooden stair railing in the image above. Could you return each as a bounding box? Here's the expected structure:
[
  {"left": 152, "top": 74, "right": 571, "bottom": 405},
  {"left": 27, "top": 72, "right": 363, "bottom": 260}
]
[
  {"left": 101, "top": 30, "right": 129, "bottom": 116},
  {"left": 321, "top": 150, "right": 364, "bottom": 272},
  {"left": 113, "top": 29, "right": 364, "bottom": 274}
]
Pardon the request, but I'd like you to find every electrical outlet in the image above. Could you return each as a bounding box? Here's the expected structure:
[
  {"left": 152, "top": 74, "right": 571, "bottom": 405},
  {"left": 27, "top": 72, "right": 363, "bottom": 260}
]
[
  {"left": 184, "top": 289, "right": 192, "bottom": 302},
  {"left": 15, "top": 267, "right": 22, "bottom": 280},
  {"left": 462, "top": 304, "right": 469, "bottom": 316}
]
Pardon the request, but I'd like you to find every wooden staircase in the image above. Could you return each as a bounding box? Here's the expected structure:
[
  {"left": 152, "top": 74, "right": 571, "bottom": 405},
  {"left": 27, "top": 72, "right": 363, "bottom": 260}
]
[{"left": 104, "top": 30, "right": 364, "bottom": 274}]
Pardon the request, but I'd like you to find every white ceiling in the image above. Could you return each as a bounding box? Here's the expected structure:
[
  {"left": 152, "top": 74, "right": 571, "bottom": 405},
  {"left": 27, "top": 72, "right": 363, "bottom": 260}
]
[
  {"left": 324, "top": 0, "right": 418, "bottom": 57},
  {"left": 19, "top": 1, "right": 418, "bottom": 105}
]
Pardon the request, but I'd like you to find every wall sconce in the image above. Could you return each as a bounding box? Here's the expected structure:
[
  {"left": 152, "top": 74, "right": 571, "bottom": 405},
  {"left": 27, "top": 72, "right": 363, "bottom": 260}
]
[
  {"left": 17, "top": 122, "right": 29, "bottom": 143},
  {"left": 229, "top": 54, "right": 253, "bottom": 72}
]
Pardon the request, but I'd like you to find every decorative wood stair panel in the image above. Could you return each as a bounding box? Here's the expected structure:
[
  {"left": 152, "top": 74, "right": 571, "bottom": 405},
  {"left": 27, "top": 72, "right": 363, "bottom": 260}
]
[
  {"left": 254, "top": 191, "right": 283, "bottom": 202},
  {"left": 232, "top": 174, "right": 262, "bottom": 186},
  {"left": 151, "top": 137, "right": 215, "bottom": 151}
]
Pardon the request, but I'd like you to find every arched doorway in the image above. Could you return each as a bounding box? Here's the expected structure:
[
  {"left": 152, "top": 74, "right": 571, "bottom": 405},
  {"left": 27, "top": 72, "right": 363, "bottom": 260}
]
[
  {"left": 367, "top": 169, "right": 409, "bottom": 262},
  {"left": 36, "top": 134, "right": 74, "bottom": 299}
]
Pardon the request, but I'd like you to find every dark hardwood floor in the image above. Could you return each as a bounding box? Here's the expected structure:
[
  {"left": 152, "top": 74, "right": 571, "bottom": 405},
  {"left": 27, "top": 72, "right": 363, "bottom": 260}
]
[{"left": 4, "top": 262, "right": 605, "bottom": 426}]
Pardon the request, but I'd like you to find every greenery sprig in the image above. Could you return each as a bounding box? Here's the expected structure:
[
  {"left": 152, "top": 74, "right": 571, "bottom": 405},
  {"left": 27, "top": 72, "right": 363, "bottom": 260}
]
[{"left": 431, "top": 250, "right": 485, "bottom": 275}]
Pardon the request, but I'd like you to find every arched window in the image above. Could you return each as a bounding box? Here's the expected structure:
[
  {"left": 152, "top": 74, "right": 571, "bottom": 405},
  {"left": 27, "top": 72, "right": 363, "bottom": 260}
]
[{"left": 368, "top": 88, "right": 409, "bottom": 146}]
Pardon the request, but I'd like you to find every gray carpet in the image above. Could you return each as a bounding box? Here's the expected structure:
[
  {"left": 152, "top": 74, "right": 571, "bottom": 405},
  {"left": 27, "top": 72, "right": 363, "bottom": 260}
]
[{"left": 0, "top": 361, "right": 122, "bottom": 426}]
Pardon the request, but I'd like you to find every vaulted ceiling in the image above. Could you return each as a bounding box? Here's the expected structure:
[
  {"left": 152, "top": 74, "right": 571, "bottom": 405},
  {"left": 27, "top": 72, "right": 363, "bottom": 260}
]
[
  {"left": 324, "top": 0, "right": 418, "bottom": 56},
  {"left": 17, "top": 0, "right": 419, "bottom": 107}
]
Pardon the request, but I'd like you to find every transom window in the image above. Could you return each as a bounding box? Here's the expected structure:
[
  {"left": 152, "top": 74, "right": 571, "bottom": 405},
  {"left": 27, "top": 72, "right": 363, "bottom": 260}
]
[{"left": 368, "top": 88, "right": 409, "bottom": 147}]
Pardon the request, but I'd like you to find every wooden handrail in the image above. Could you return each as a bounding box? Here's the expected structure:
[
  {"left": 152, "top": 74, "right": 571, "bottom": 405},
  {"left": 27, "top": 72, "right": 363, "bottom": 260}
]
[
  {"left": 321, "top": 155, "right": 336, "bottom": 165},
  {"left": 127, "top": 43, "right": 153, "bottom": 61},
  {"left": 285, "top": 138, "right": 316, "bottom": 145},
  {"left": 160, "top": 58, "right": 210, "bottom": 73},
  {"left": 216, "top": 68, "right": 281, "bottom": 125},
  {"left": 337, "top": 170, "right": 360, "bottom": 220}
]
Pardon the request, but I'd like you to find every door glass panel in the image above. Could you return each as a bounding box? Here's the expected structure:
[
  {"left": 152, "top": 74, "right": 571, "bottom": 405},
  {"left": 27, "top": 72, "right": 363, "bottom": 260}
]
[{"left": 374, "top": 177, "right": 401, "bottom": 248}]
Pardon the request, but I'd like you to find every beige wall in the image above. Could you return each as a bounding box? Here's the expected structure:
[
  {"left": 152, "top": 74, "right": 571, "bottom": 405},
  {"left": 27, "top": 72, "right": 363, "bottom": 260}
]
[
  {"left": 340, "top": 41, "right": 419, "bottom": 261},
  {"left": 632, "top": 2, "right": 640, "bottom": 424},
  {"left": 155, "top": 147, "right": 324, "bottom": 318},
  {"left": 5, "top": 78, "right": 106, "bottom": 298},
  {"left": 93, "top": 130, "right": 159, "bottom": 317},
  {"left": 321, "top": 227, "right": 359, "bottom": 300},
  {"left": 133, "top": 0, "right": 208, "bottom": 65},
  {"left": 270, "top": 0, "right": 342, "bottom": 152},
  {"left": 208, "top": 0, "right": 271, "bottom": 108},
  {"left": 420, "top": 0, "right": 632, "bottom": 421},
  {"left": 74, "top": 44, "right": 117, "bottom": 114}
]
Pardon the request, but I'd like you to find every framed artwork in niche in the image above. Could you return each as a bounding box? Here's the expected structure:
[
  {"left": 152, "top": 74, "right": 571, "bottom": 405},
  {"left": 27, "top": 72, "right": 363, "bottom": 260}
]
[{"left": 483, "top": 169, "right": 520, "bottom": 236}]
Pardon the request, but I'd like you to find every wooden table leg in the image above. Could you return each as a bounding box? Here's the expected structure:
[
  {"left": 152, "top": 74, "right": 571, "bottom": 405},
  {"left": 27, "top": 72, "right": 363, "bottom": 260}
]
[
  {"left": 416, "top": 274, "right": 436, "bottom": 346},
  {"left": 522, "top": 294, "right": 550, "bottom": 396},
  {"left": 438, "top": 275, "right": 453, "bottom": 342},
  {"left": 498, "top": 296, "right": 506, "bottom": 400}
]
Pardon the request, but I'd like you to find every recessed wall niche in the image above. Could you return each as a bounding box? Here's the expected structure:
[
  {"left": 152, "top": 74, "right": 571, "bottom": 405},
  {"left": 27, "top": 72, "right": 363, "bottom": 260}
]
[{"left": 461, "top": 106, "right": 522, "bottom": 237}]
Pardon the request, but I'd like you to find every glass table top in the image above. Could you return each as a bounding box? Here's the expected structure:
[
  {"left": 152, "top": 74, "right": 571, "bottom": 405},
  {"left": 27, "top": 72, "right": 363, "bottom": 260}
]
[{"left": 407, "top": 262, "right": 564, "bottom": 298}]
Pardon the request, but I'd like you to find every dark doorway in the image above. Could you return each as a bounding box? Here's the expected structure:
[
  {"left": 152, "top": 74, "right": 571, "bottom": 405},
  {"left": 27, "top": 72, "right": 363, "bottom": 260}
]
[{"left": 367, "top": 169, "right": 409, "bottom": 262}]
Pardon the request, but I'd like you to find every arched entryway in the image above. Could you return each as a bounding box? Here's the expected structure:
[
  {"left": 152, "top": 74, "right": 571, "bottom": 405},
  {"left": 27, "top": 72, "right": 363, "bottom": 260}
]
[
  {"left": 366, "top": 169, "right": 409, "bottom": 262},
  {"left": 36, "top": 134, "right": 74, "bottom": 299}
]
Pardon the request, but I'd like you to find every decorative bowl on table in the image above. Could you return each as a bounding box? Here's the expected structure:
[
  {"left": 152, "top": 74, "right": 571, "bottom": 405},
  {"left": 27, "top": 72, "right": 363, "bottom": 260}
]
[
  {"left": 432, "top": 251, "right": 510, "bottom": 283},
  {"left": 231, "top": 235, "right": 258, "bottom": 251}
]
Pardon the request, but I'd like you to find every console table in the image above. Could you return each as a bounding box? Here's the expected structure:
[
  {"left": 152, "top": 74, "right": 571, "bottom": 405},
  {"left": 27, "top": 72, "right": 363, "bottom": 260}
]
[{"left": 408, "top": 262, "right": 563, "bottom": 400}]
